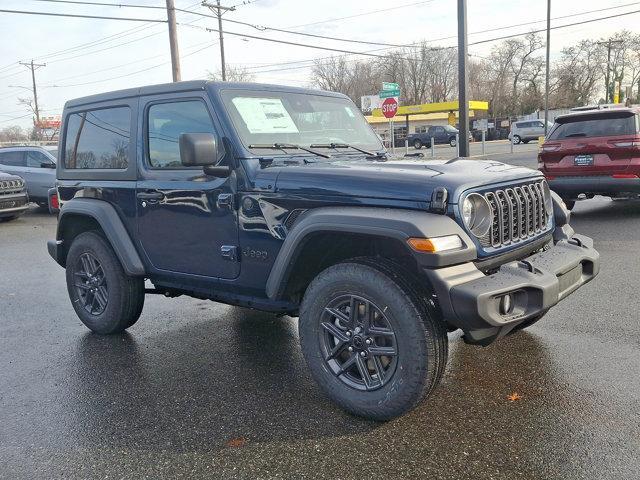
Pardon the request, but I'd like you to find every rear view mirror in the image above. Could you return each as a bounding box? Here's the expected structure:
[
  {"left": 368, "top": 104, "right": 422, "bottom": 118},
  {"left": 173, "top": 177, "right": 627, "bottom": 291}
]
[{"left": 179, "top": 132, "right": 219, "bottom": 167}]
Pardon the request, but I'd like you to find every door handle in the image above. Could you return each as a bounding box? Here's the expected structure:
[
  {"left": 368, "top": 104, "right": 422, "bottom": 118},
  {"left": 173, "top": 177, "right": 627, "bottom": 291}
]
[{"left": 137, "top": 191, "right": 165, "bottom": 201}]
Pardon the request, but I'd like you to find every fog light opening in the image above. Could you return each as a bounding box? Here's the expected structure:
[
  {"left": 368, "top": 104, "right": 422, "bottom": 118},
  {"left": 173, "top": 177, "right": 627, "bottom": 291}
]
[{"left": 499, "top": 293, "right": 514, "bottom": 315}]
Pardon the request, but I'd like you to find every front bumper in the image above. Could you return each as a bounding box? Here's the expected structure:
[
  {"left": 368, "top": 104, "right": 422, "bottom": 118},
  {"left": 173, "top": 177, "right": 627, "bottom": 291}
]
[
  {"left": 0, "top": 192, "right": 29, "bottom": 217},
  {"left": 548, "top": 175, "right": 640, "bottom": 198},
  {"left": 425, "top": 234, "right": 599, "bottom": 345}
]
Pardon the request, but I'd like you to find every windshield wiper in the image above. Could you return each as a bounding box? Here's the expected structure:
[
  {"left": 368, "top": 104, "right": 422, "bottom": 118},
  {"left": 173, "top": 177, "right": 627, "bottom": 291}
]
[
  {"left": 247, "top": 143, "right": 331, "bottom": 159},
  {"left": 564, "top": 133, "right": 587, "bottom": 138},
  {"left": 310, "top": 142, "right": 377, "bottom": 157}
]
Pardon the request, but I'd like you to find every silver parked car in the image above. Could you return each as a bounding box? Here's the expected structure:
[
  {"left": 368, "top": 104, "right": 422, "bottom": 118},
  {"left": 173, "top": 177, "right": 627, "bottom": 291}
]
[
  {"left": 508, "top": 120, "right": 553, "bottom": 144},
  {"left": 0, "top": 146, "right": 56, "bottom": 208}
]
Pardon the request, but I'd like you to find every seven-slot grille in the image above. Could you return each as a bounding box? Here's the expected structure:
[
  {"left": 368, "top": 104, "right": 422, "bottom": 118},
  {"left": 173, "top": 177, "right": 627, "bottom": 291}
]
[
  {"left": 479, "top": 180, "right": 550, "bottom": 248},
  {"left": 0, "top": 179, "right": 24, "bottom": 195}
]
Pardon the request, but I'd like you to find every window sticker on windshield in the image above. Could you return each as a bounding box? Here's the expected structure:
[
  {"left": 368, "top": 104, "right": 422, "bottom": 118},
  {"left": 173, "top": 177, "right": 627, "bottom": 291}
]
[{"left": 231, "top": 97, "right": 299, "bottom": 134}]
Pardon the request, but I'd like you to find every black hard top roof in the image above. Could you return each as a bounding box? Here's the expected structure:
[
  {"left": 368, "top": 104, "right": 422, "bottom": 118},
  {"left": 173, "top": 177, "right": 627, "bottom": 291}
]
[{"left": 64, "top": 80, "right": 347, "bottom": 109}]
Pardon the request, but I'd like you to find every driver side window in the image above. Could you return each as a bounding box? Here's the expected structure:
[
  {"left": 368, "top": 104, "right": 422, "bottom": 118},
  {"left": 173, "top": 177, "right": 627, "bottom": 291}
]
[
  {"left": 26, "top": 150, "right": 52, "bottom": 168},
  {"left": 147, "top": 100, "right": 216, "bottom": 168}
]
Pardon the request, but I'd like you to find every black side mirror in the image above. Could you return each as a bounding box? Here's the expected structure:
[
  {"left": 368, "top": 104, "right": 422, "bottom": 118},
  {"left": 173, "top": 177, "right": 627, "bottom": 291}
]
[
  {"left": 179, "top": 132, "right": 220, "bottom": 167},
  {"left": 41, "top": 162, "right": 56, "bottom": 169},
  {"left": 179, "top": 132, "right": 230, "bottom": 177}
]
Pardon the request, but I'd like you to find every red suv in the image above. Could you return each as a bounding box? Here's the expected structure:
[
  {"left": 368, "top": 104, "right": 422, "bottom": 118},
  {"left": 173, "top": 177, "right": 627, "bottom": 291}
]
[{"left": 539, "top": 107, "right": 640, "bottom": 209}]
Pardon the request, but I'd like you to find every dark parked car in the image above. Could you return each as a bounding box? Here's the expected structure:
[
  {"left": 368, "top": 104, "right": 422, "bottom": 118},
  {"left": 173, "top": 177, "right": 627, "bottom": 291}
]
[
  {"left": 0, "top": 172, "right": 28, "bottom": 222},
  {"left": 539, "top": 107, "right": 640, "bottom": 210},
  {"left": 0, "top": 146, "right": 57, "bottom": 208},
  {"left": 407, "top": 125, "right": 461, "bottom": 149},
  {"left": 48, "top": 81, "right": 599, "bottom": 420}
]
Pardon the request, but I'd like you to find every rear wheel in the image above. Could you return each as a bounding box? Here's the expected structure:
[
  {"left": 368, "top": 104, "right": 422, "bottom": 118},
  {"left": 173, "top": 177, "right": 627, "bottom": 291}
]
[
  {"left": 299, "top": 259, "right": 447, "bottom": 420},
  {"left": 66, "top": 231, "right": 145, "bottom": 334},
  {"left": 413, "top": 139, "right": 422, "bottom": 149}
]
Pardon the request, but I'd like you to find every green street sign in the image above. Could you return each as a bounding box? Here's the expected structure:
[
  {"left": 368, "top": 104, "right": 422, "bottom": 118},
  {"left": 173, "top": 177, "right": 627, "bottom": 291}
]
[
  {"left": 379, "top": 89, "right": 400, "bottom": 99},
  {"left": 382, "top": 82, "right": 400, "bottom": 91}
]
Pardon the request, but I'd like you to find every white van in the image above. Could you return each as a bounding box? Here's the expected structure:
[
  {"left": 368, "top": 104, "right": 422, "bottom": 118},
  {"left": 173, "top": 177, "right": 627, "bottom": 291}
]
[{"left": 508, "top": 120, "right": 553, "bottom": 144}]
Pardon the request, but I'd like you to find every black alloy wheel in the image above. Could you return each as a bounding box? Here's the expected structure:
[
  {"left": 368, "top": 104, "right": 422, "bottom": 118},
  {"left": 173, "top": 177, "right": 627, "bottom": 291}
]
[
  {"left": 320, "top": 294, "right": 398, "bottom": 391},
  {"left": 74, "top": 252, "right": 108, "bottom": 315}
]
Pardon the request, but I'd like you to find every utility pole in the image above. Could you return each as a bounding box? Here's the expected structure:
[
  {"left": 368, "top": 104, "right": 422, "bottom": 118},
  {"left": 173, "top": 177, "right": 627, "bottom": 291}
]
[
  {"left": 544, "top": 0, "right": 551, "bottom": 136},
  {"left": 598, "top": 39, "right": 624, "bottom": 103},
  {"left": 202, "top": 1, "right": 236, "bottom": 81},
  {"left": 165, "top": 0, "right": 181, "bottom": 82},
  {"left": 19, "top": 60, "right": 46, "bottom": 137},
  {"left": 457, "top": 0, "right": 469, "bottom": 157}
]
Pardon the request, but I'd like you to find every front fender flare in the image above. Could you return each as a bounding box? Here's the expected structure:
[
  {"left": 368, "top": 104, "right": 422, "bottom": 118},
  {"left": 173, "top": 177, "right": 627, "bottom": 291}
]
[
  {"left": 265, "top": 207, "right": 476, "bottom": 299},
  {"left": 54, "top": 198, "right": 145, "bottom": 276}
]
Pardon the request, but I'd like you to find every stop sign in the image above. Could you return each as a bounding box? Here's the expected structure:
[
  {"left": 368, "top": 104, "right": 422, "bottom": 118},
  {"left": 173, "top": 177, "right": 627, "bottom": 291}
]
[{"left": 381, "top": 97, "right": 398, "bottom": 119}]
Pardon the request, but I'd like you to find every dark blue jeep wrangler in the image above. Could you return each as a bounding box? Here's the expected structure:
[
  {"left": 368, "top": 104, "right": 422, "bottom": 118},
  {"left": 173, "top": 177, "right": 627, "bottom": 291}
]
[{"left": 48, "top": 81, "right": 599, "bottom": 420}]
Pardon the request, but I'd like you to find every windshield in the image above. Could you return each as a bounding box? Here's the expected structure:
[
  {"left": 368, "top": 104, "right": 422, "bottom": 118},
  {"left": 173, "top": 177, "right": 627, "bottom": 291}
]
[
  {"left": 221, "top": 90, "right": 383, "bottom": 154},
  {"left": 444, "top": 125, "right": 458, "bottom": 132},
  {"left": 548, "top": 113, "right": 638, "bottom": 140}
]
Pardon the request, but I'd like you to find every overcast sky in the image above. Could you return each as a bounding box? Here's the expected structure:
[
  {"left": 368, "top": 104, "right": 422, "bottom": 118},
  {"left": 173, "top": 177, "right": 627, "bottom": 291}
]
[{"left": 0, "top": 0, "right": 637, "bottom": 129}]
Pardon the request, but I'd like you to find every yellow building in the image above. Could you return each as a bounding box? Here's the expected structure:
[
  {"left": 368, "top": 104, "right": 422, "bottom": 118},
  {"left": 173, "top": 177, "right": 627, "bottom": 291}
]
[{"left": 366, "top": 100, "right": 489, "bottom": 143}]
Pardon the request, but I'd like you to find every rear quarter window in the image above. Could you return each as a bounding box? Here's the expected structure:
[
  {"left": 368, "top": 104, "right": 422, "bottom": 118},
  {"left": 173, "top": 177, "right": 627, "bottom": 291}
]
[
  {"left": 63, "top": 106, "right": 131, "bottom": 169},
  {"left": 548, "top": 114, "right": 636, "bottom": 140}
]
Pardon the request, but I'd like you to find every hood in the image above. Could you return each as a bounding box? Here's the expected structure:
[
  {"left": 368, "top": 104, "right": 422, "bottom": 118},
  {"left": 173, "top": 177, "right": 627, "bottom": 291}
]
[
  {"left": 266, "top": 157, "right": 540, "bottom": 203},
  {"left": 0, "top": 171, "right": 22, "bottom": 181}
]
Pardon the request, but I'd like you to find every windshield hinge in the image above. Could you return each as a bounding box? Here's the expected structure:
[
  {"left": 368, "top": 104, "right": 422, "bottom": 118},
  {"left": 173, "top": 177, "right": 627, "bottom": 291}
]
[{"left": 430, "top": 187, "right": 448, "bottom": 213}]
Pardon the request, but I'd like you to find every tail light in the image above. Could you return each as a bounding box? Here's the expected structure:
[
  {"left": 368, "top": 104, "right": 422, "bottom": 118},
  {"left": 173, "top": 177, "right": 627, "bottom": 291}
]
[
  {"left": 609, "top": 140, "right": 640, "bottom": 148},
  {"left": 541, "top": 144, "right": 560, "bottom": 152},
  {"left": 49, "top": 192, "right": 59, "bottom": 210},
  {"left": 611, "top": 174, "right": 639, "bottom": 179}
]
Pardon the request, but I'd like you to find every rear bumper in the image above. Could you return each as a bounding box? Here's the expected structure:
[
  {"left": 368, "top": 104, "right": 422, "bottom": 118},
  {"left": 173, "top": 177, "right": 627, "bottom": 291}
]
[
  {"left": 0, "top": 192, "right": 29, "bottom": 217},
  {"left": 425, "top": 234, "right": 599, "bottom": 345},
  {"left": 548, "top": 175, "right": 640, "bottom": 197}
]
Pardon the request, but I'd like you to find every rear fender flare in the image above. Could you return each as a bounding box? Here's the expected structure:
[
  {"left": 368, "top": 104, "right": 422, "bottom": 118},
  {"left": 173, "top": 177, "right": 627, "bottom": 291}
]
[{"left": 55, "top": 198, "right": 145, "bottom": 276}]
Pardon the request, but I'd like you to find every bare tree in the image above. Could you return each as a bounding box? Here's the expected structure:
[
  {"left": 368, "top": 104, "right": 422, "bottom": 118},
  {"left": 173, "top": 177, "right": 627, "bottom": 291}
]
[
  {"left": 208, "top": 66, "right": 256, "bottom": 82},
  {"left": 0, "top": 125, "right": 28, "bottom": 143}
]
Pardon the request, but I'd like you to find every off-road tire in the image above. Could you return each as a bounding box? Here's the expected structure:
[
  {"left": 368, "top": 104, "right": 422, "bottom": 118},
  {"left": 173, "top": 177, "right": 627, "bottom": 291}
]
[
  {"left": 413, "top": 139, "right": 422, "bottom": 149},
  {"left": 299, "top": 258, "right": 448, "bottom": 421},
  {"left": 66, "top": 231, "right": 145, "bottom": 334}
]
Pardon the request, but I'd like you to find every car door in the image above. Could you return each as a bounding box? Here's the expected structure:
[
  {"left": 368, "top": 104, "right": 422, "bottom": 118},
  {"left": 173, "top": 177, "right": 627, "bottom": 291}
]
[
  {"left": 531, "top": 121, "right": 545, "bottom": 139},
  {"left": 25, "top": 150, "right": 56, "bottom": 200},
  {"left": 433, "top": 126, "right": 446, "bottom": 143},
  {"left": 0, "top": 150, "right": 27, "bottom": 178},
  {"left": 136, "top": 94, "right": 240, "bottom": 280}
]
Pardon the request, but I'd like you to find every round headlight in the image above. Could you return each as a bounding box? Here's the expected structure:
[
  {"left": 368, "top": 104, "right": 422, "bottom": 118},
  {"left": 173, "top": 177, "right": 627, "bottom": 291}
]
[
  {"left": 541, "top": 180, "right": 553, "bottom": 216},
  {"left": 462, "top": 193, "right": 493, "bottom": 238}
]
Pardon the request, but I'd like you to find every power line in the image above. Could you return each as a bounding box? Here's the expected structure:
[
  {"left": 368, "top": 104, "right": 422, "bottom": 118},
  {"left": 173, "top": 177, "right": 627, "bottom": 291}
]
[
  {"left": 242, "top": 5, "right": 640, "bottom": 73},
  {"left": 28, "top": 0, "right": 425, "bottom": 48},
  {"left": 284, "top": 1, "right": 433, "bottom": 29},
  {"left": 0, "top": 8, "right": 167, "bottom": 22}
]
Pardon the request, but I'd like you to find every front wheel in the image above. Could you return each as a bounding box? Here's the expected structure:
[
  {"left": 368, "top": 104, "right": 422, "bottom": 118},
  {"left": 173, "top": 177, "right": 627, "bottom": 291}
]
[
  {"left": 413, "top": 139, "right": 422, "bottom": 149},
  {"left": 65, "top": 231, "right": 145, "bottom": 334},
  {"left": 449, "top": 137, "right": 457, "bottom": 147},
  {"left": 299, "top": 259, "right": 448, "bottom": 421},
  {"left": 512, "top": 135, "right": 521, "bottom": 145}
]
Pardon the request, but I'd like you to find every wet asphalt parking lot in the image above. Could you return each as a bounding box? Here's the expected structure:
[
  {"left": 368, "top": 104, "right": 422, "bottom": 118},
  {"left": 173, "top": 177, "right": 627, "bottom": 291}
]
[{"left": 1, "top": 145, "right": 639, "bottom": 479}]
